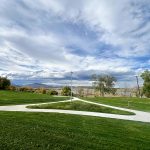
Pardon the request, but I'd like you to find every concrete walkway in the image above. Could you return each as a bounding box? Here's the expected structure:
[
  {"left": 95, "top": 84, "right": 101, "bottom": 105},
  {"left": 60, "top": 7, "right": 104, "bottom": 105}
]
[{"left": 0, "top": 97, "right": 150, "bottom": 123}]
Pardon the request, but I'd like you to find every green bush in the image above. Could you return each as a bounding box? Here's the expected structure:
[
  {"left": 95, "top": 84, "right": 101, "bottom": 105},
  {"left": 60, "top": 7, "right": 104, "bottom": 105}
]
[
  {"left": 0, "top": 77, "right": 11, "bottom": 90},
  {"left": 47, "top": 89, "right": 58, "bottom": 95}
]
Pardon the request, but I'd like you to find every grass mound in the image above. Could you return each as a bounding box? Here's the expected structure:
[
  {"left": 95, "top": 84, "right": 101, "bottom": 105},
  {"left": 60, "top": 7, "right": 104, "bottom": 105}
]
[
  {"left": 27, "top": 100, "right": 134, "bottom": 115},
  {"left": 0, "top": 90, "right": 68, "bottom": 105}
]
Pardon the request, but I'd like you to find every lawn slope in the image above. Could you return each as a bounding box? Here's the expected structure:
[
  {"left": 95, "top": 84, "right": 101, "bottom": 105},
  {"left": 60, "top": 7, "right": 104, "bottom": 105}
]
[
  {"left": 0, "top": 112, "right": 150, "bottom": 150},
  {"left": 84, "top": 97, "right": 150, "bottom": 112},
  {"left": 0, "top": 90, "right": 68, "bottom": 105}
]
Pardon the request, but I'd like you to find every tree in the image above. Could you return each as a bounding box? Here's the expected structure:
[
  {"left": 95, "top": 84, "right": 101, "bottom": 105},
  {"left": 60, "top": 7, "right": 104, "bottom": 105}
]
[
  {"left": 141, "top": 70, "right": 150, "bottom": 98},
  {"left": 0, "top": 76, "right": 11, "bottom": 90},
  {"left": 77, "top": 87, "right": 84, "bottom": 97},
  {"left": 61, "top": 86, "right": 71, "bottom": 96},
  {"left": 91, "top": 74, "right": 117, "bottom": 96}
]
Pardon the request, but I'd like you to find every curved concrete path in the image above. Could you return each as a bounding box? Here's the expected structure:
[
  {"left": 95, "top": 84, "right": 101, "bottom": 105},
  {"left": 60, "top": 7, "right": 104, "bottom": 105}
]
[{"left": 0, "top": 97, "right": 150, "bottom": 123}]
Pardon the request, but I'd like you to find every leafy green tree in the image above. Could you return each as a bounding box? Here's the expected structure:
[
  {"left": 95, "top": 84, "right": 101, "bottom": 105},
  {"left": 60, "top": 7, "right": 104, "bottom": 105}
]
[
  {"left": 0, "top": 76, "right": 11, "bottom": 90},
  {"left": 91, "top": 74, "right": 117, "bottom": 96},
  {"left": 141, "top": 70, "right": 150, "bottom": 98},
  {"left": 61, "top": 86, "right": 71, "bottom": 96}
]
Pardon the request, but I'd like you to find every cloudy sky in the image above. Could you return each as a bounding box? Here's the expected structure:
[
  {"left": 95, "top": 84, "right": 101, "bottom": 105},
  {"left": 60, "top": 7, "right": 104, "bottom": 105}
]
[{"left": 0, "top": 0, "right": 150, "bottom": 87}]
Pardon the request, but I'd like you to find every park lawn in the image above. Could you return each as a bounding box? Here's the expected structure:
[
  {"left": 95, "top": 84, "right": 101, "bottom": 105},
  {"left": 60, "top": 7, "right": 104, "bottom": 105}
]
[
  {"left": 83, "top": 97, "right": 150, "bottom": 112},
  {"left": 0, "top": 111, "right": 150, "bottom": 150},
  {"left": 0, "top": 90, "right": 68, "bottom": 105},
  {"left": 28, "top": 100, "right": 134, "bottom": 115}
]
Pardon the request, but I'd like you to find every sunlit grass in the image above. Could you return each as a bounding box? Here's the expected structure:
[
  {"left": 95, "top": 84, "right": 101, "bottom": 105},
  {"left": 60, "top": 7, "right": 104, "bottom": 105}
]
[
  {"left": 83, "top": 97, "right": 150, "bottom": 112},
  {"left": 0, "top": 90, "right": 68, "bottom": 105},
  {"left": 27, "top": 100, "right": 134, "bottom": 115},
  {"left": 0, "top": 112, "right": 150, "bottom": 149}
]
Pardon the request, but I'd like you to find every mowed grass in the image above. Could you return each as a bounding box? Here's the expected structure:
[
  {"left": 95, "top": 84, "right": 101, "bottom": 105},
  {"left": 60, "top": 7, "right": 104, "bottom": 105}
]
[
  {"left": 28, "top": 100, "right": 134, "bottom": 115},
  {"left": 0, "top": 112, "right": 150, "bottom": 150},
  {"left": 83, "top": 97, "right": 150, "bottom": 112},
  {"left": 0, "top": 90, "right": 68, "bottom": 105}
]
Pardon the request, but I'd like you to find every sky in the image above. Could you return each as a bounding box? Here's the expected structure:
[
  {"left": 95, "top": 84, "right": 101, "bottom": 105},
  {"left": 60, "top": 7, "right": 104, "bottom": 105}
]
[{"left": 0, "top": 0, "right": 150, "bottom": 87}]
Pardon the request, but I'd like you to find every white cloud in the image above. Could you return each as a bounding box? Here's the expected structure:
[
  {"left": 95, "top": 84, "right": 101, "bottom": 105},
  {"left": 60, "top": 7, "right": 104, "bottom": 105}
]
[{"left": 0, "top": 0, "right": 149, "bottom": 87}]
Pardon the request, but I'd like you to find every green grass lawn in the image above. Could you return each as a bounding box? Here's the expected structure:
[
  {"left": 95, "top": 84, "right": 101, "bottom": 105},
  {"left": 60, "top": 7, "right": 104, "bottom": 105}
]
[
  {"left": 28, "top": 100, "right": 134, "bottom": 115},
  {"left": 0, "top": 111, "right": 150, "bottom": 150},
  {"left": 0, "top": 90, "right": 68, "bottom": 105},
  {"left": 83, "top": 97, "right": 150, "bottom": 112}
]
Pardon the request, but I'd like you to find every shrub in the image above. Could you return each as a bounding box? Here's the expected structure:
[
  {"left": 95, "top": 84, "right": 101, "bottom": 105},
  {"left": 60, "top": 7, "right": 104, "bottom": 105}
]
[
  {"left": 0, "top": 77, "right": 11, "bottom": 90},
  {"left": 7, "top": 86, "right": 16, "bottom": 91},
  {"left": 25, "top": 87, "right": 34, "bottom": 92},
  {"left": 18, "top": 87, "right": 34, "bottom": 92},
  {"left": 41, "top": 88, "right": 46, "bottom": 94},
  {"left": 47, "top": 89, "right": 58, "bottom": 95},
  {"left": 34, "top": 88, "right": 46, "bottom": 94},
  {"left": 19, "top": 87, "right": 28, "bottom": 92}
]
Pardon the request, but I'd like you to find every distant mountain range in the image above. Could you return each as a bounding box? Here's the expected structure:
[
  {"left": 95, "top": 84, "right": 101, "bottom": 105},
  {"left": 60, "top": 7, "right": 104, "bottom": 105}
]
[
  {"left": 22, "top": 83, "right": 52, "bottom": 88},
  {"left": 13, "top": 83, "right": 92, "bottom": 88}
]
